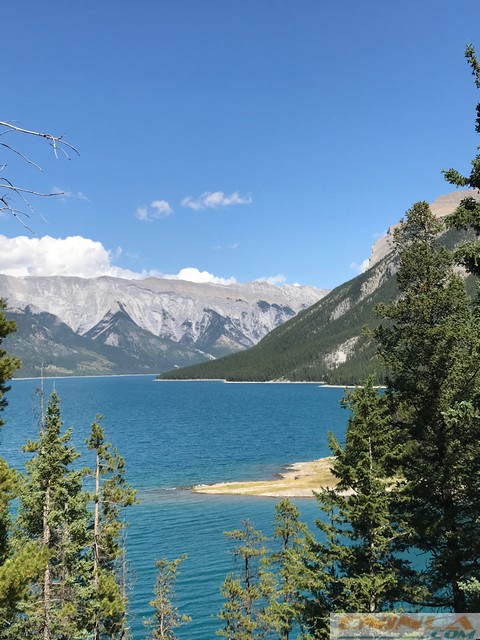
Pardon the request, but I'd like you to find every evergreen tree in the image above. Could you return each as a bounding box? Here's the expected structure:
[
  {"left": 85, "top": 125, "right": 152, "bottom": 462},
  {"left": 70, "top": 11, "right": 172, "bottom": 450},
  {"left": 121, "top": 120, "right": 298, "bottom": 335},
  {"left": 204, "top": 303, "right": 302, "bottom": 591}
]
[
  {"left": 0, "top": 459, "right": 48, "bottom": 635},
  {"left": 443, "top": 45, "right": 480, "bottom": 278},
  {"left": 217, "top": 520, "right": 274, "bottom": 639},
  {"left": 301, "top": 381, "right": 410, "bottom": 639},
  {"left": 87, "top": 418, "right": 137, "bottom": 640},
  {"left": 374, "top": 202, "right": 480, "bottom": 611},
  {"left": 0, "top": 301, "right": 46, "bottom": 635},
  {"left": 145, "top": 554, "right": 190, "bottom": 640},
  {"left": 0, "top": 300, "right": 21, "bottom": 427},
  {"left": 265, "top": 499, "right": 308, "bottom": 640},
  {"left": 14, "top": 391, "right": 91, "bottom": 639}
]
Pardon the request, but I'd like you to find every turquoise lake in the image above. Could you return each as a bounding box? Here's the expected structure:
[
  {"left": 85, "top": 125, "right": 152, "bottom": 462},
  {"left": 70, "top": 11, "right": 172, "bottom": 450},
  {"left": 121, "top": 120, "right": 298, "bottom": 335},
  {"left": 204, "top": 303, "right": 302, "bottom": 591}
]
[{"left": 1, "top": 376, "right": 349, "bottom": 639}]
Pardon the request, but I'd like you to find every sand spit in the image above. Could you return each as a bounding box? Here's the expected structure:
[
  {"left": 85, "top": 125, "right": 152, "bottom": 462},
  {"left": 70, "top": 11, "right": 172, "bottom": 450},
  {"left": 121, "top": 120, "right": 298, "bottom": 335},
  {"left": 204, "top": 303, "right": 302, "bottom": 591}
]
[{"left": 193, "top": 457, "right": 337, "bottom": 498}]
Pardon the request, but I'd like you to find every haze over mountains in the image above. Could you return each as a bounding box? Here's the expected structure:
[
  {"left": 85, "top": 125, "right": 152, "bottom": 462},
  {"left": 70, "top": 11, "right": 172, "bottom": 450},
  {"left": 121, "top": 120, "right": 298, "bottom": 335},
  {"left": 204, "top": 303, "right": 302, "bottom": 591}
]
[{"left": 1, "top": 276, "right": 326, "bottom": 377}]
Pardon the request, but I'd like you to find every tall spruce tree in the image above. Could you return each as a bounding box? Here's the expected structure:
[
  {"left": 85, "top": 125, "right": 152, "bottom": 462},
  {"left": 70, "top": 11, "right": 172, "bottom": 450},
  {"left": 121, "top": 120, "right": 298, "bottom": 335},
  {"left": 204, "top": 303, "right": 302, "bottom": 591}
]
[
  {"left": 14, "top": 391, "right": 91, "bottom": 639},
  {"left": 87, "top": 419, "right": 137, "bottom": 640},
  {"left": 300, "top": 380, "right": 411, "bottom": 639},
  {"left": 374, "top": 201, "right": 480, "bottom": 611}
]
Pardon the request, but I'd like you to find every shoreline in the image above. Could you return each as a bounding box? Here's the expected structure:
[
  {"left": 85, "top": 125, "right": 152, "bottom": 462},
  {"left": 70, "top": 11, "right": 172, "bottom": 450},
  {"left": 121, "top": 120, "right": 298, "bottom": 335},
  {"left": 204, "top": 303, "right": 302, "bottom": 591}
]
[
  {"left": 13, "top": 373, "right": 158, "bottom": 382},
  {"left": 156, "top": 378, "right": 368, "bottom": 388},
  {"left": 193, "top": 457, "right": 337, "bottom": 498},
  {"left": 14, "top": 374, "right": 383, "bottom": 390}
]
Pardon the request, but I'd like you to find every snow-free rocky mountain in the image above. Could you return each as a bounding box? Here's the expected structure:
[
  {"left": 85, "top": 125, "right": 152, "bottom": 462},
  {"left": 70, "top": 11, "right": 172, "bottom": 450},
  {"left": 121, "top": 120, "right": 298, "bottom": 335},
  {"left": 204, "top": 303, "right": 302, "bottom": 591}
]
[{"left": 0, "top": 275, "right": 327, "bottom": 377}]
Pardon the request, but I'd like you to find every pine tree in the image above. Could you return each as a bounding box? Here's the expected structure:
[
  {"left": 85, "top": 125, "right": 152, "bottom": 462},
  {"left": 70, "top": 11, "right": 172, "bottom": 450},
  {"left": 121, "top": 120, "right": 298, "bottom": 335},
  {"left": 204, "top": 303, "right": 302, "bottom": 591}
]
[
  {"left": 14, "top": 390, "right": 91, "bottom": 639},
  {"left": 374, "top": 202, "right": 480, "bottom": 611},
  {"left": 217, "top": 520, "right": 274, "bottom": 639},
  {"left": 87, "top": 418, "right": 137, "bottom": 640},
  {"left": 145, "top": 554, "right": 190, "bottom": 640}
]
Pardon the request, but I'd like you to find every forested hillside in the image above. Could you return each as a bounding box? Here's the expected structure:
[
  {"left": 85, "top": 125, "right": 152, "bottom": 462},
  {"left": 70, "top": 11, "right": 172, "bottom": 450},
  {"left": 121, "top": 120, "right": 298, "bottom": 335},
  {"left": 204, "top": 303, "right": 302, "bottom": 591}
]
[{"left": 159, "top": 225, "right": 474, "bottom": 384}]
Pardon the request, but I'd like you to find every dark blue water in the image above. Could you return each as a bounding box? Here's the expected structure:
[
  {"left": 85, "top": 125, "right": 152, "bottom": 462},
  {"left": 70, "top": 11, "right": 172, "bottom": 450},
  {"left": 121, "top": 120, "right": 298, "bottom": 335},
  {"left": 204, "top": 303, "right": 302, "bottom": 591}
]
[{"left": 1, "top": 377, "right": 348, "bottom": 639}]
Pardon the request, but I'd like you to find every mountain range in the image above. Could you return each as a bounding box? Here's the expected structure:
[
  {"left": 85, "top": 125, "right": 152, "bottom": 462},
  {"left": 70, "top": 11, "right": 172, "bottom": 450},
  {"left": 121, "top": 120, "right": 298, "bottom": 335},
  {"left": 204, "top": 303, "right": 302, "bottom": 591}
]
[
  {"left": 158, "top": 191, "right": 480, "bottom": 384},
  {"left": 0, "top": 276, "right": 326, "bottom": 377}
]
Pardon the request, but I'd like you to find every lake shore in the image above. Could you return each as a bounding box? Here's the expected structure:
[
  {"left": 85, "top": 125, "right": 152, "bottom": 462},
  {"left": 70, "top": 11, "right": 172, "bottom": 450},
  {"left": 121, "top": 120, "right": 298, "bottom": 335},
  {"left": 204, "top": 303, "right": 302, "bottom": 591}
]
[{"left": 193, "top": 457, "right": 337, "bottom": 498}]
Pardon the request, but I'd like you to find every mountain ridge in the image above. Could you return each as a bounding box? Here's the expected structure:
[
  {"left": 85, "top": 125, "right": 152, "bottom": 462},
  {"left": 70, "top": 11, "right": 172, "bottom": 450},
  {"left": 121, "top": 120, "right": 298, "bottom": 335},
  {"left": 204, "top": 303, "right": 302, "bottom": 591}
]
[
  {"left": 0, "top": 276, "right": 326, "bottom": 377},
  {"left": 158, "top": 190, "right": 480, "bottom": 384}
]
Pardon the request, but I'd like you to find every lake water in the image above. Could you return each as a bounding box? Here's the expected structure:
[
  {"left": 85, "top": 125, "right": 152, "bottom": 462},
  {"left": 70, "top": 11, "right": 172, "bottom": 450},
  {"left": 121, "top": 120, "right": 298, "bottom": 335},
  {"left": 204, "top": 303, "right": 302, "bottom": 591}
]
[{"left": 1, "top": 376, "right": 348, "bottom": 639}]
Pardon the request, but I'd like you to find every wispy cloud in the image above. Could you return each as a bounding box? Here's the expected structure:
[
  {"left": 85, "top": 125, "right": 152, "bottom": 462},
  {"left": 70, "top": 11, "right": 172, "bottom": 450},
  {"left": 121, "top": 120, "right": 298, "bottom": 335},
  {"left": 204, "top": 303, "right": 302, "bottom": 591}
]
[
  {"left": 135, "top": 199, "right": 173, "bottom": 222},
  {"left": 181, "top": 191, "right": 252, "bottom": 211},
  {"left": 254, "top": 274, "right": 287, "bottom": 286},
  {"left": 213, "top": 242, "right": 240, "bottom": 251},
  {"left": 52, "top": 187, "right": 90, "bottom": 203}
]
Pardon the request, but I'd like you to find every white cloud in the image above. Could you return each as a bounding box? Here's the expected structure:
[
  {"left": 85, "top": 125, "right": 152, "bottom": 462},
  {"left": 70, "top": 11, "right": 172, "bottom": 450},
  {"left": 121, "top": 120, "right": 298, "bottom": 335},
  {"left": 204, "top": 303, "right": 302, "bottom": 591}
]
[
  {"left": 52, "top": 187, "right": 90, "bottom": 203},
  {"left": 0, "top": 235, "right": 155, "bottom": 280},
  {"left": 135, "top": 199, "right": 172, "bottom": 221},
  {"left": 0, "top": 235, "right": 236, "bottom": 286},
  {"left": 181, "top": 191, "right": 252, "bottom": 211},
  {"left": 163, "top": 267, "right": 237, "bottom": 286},
  {"left": 254, "top": 274, "right": 287, "bottom": 285}
]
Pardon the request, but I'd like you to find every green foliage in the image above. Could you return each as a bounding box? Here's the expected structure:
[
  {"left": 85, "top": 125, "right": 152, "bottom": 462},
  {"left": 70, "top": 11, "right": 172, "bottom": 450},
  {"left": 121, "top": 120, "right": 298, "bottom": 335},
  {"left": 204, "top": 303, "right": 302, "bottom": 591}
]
[
  {"left": 145, "top": 554, "right": 190, "bottom": 640},
  {"left": 0, "top": 300, "right": 21, "bottom": 425},
  {"left": 443, "top": 46, "right": 480, "bottom": 277},
  {"left": 300, "top": 381, "right": 412, "bottom": 639},
  {"left": 87, "top": 418, "right": 137, "bottom": 639},
  {"left": 217, "top": 521, "right": 275, "bottom": 639},
  {"left": 14, "top": 390, "right": 91, "bottom": 638},
  {"left": 265, "top": 499, "right": 309, "bottom": 640},
  {"left": 374, "top": 201, "right": 480, "bottom": 611}
]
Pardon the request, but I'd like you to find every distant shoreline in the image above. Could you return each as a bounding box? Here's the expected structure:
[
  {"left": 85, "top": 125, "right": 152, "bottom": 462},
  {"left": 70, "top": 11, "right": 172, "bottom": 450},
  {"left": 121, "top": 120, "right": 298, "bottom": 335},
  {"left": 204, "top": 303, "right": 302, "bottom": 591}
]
[
  {"left": 156, "top": 378, "right": 360, "bottom": 387},
  {"left": 156, "top": 379, "right": 383, "bottom": 389},
  {"left": 13, "top": 373, "right": 381, "bottom": 389},
  {"left": 13, "top": 373, "right": 158, "bottom": 382}
]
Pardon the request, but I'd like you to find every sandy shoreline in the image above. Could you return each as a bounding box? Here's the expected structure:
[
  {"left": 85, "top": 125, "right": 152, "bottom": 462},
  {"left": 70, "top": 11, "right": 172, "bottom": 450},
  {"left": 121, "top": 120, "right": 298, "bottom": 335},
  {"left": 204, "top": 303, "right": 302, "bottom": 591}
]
[{"left": 193, "top": 457, "right": 337, "bottom": 498}]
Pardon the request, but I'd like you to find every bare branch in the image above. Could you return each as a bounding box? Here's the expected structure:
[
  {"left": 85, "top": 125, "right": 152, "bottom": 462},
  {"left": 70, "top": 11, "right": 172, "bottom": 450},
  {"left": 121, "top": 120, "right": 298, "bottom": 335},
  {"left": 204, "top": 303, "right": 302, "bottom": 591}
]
[
  {"left": 0, "top": 120, "right": 78, "bottom": 231},
  {"left": 0, "top": 121, "right": 79, "bottom": 157},
  {"left": 0, "top": 142, "right": 43, "bottom": 171}
]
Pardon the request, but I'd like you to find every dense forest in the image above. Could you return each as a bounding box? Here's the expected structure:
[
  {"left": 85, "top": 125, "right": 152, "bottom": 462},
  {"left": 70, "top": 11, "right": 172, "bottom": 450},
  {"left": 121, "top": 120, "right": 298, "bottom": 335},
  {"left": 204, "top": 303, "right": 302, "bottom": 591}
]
[{"left": 1, "top": 47, "right": 480, "bottom": 638}]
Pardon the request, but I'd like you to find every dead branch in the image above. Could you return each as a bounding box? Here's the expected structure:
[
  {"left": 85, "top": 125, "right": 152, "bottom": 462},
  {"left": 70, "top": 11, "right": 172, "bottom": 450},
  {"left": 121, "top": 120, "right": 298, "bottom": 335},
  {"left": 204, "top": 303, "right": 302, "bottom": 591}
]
[{"left": 0, "top": 120, "right": 78, "bottom": 231}]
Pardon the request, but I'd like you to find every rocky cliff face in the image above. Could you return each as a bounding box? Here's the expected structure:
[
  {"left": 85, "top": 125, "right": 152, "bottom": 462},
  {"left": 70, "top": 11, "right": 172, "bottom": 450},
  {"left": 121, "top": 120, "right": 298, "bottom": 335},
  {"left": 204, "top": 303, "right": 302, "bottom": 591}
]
[
  {"left": 0, "top": 275, "right": 327, "bottom": 376},
  {"left": 367, "top": 190, "right": 480, "bottom": 268}
]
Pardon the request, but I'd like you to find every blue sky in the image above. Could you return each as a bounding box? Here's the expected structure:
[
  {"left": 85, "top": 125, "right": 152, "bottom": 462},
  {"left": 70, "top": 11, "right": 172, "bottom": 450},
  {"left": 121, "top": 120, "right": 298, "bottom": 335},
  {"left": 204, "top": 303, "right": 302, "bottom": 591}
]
[{"left": 1, "top": 0, "right": 479, "bottom": 289}]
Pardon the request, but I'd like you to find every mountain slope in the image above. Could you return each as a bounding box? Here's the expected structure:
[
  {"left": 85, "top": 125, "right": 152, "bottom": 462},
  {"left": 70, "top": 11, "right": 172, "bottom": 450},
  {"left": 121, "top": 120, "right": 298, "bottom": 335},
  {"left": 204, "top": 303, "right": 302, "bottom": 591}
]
[
  {"left": 158, "top": 253, "right": 397, "bottom": 383},
  {"left": 0, "top": 276, "right": 325, "bottom": 377},
  {"left": 159, "top": 192, "right": 479, "bottom": 384},
  {"left": 5, "top": 305, "right": 207, "bottom": 378}
]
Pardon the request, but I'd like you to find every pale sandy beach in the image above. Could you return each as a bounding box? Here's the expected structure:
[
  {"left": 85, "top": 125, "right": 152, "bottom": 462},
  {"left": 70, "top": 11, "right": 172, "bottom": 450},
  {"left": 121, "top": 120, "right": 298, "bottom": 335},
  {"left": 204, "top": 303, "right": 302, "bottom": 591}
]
[{"left": 193, "top": 457, "right": 337, "bottom": 498}]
